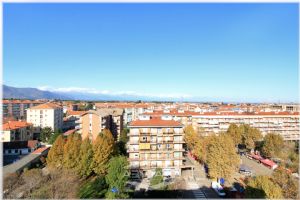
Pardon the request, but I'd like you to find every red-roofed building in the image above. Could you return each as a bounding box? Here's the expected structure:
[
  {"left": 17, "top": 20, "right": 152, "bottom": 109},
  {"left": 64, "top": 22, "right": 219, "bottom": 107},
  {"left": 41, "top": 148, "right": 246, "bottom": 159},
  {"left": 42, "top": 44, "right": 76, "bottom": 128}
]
[
  {"left": 2, "top": 99, "right": 46, "bottom": 120},
  {"left": 127, "top": 115, "right": 184, "bottom": 178},
  {"left": 1, "top": 121, "right": 33, "bottom": 142}
]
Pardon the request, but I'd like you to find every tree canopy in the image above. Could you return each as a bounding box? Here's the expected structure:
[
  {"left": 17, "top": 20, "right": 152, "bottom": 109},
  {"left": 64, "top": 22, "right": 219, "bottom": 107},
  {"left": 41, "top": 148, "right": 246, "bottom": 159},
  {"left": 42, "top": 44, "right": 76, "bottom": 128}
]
[
  {"left": 63, "top": 133, "right": 82, "bottom": 170},
  {"left": 105, "top": 156, "right": 129, "bottom": 199},
  {"left": 226, "top": 123, "right": 242, "bottom": 146},
  {"left": 92, "top": 129, "right": 115, "bottom": 176},
  {"left": 206, "top": 133, "right": 240, "bottom": 179},
  {"left": 46, "top": 135, "right": 65, "bottom": 169},
  {"left": 272, "top": 168, "right": 299, "bottom": 199},
  {"left": 261, "top": 133, "right": 284, "bottom": 158},
  {"left": 77, "top": 138, "right": 94, "bottom": 178},
  {"left": 245, "top": 176, "right": 283, "bottom": 199}
]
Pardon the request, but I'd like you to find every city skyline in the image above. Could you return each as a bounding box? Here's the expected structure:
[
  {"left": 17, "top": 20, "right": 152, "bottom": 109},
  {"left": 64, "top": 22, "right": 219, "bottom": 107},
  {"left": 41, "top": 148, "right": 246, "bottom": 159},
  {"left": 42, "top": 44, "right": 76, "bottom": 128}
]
[{"left": 3, "top": 3, "right": 299, "bottom": 103}]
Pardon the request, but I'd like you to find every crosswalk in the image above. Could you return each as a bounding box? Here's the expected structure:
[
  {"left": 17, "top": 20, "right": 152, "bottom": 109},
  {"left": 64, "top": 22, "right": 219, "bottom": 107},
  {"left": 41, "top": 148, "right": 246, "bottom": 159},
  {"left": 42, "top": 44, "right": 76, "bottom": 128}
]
[{"left": 192, "top": 189, "right": 206, "bottom": 199}]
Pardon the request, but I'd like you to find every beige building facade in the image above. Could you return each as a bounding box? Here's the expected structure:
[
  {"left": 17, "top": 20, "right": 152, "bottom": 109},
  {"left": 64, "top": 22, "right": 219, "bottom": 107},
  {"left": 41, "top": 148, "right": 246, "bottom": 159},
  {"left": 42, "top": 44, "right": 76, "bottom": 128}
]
[{"left": 128, "top": 115, "right": 185, "bottom": 178}]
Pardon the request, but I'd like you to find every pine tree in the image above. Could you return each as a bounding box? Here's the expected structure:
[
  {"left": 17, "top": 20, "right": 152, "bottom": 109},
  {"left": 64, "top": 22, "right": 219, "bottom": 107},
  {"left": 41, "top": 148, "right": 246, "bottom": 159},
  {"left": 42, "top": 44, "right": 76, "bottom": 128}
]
[
  {"left": 92, "top": 129, "right": 114, "bottom": 175},
  {"left": 63, "top": 133, "right": 82, "bottom": 169},
  {"left": 77, "top": 138, "right": 94, "bottom": 178},
  {"left": 206, "top": 133, "right": 240, "bottom": 179},
  {"left": 46, "top": 135, "right": 65, "bottom": 169}
]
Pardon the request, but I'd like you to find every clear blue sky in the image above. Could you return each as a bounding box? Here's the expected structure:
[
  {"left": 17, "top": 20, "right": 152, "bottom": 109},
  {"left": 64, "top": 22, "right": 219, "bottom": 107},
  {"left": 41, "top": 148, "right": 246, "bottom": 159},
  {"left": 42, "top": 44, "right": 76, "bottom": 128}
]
[{"left": 3, "top": 3, "right": 299, "bottom": 102}]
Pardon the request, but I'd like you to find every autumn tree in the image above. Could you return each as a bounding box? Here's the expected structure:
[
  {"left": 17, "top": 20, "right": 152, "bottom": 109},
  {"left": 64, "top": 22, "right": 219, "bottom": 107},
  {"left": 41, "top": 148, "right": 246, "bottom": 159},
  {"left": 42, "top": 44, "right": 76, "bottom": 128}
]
[
  {"left": 105, "top": 156, "right": 129, "bottom": 199},
  {"left": 241, "top": 124, "right": 262, "bottom": 151},
  {"left": 226, "top": 123, "right": 242, "bottom": 146},
  {"left": 261, "top": 133, "right": 284, "bottom": 158},
  {"left": 206, "top": 133, "right": 240, "bottom": 179},
  {"left": 92, "top": 129, "right": 115, "bottom": 175},
  {"left": 271, "top": 168, "right": 299, "bottom": 199},
  {"left": 77, "top": 138, "right": 94, "bottom": 178},
  {"left": 63, "top": 133, "right": 82, "bottom": 169},
  {"left": 47, "top": 135, "right": 65, "bottom": 169},
  {"left": 184, "top": 125, "right": 199, "bottom": 151},
  {"left": 245, "top": 176, "right": 283, "bottom": 199}
]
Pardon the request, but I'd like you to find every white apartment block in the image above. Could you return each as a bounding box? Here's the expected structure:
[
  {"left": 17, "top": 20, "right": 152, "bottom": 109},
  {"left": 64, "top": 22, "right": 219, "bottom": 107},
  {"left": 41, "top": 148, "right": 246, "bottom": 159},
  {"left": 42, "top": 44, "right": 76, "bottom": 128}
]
[
  {"left": 191, "top": 112, "right": 300, "bottom": 140},
  {"left": 26, "top": 102, "right": 63, "bottom": 132}
]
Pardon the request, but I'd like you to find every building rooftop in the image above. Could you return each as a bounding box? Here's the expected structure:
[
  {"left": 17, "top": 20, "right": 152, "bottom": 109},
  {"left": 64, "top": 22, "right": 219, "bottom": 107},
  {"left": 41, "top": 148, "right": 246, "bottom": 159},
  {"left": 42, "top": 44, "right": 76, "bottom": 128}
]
[
  {"left": 2, "top": 121, "right": 32, "bottom": 131},
  {"left": 28, "top": 102, "right": 62, "bottom": 110},
  {"left": 129, "top": 117, "right": 183, "bottom": 127}
]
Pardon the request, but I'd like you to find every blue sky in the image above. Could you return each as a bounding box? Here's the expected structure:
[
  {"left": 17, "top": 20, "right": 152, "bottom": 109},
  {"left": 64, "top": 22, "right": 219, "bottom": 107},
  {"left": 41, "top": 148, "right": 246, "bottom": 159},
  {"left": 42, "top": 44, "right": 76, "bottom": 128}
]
[{"left": 3, "top": 3, "right": 299, "bottom": 102}]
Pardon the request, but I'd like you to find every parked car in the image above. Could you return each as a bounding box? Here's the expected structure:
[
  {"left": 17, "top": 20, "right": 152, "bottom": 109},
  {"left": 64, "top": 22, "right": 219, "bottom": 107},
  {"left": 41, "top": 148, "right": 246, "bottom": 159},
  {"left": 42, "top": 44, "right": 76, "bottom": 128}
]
[
  {"left": 239, "top": 165, "right": 253, "bottom": 176},
  {"left": 212, "top": 181, "right": 226, "bottom": 197}
]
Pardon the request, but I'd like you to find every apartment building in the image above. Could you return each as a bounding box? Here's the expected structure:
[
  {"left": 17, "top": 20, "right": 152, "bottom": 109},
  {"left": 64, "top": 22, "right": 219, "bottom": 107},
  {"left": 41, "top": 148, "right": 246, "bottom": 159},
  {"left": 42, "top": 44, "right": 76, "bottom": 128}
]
[
  {"left": 97, "top": 108, "right": 124, "bottom": 140},
  {"left": 1, "top": 121, "right": 33, "bottom": 142},
  {"left": 95, "top": 102, "right": 150, "bottom": 125},
  {"left": 77, "top": 110, "right": 111, "bottom": 141},
  {"left": 26, "top": 102, "right": 63, "bottom": 133},
  {"left": 192, "top": 111, "right": 300, "bottom": 140},
  {"left": 145, "top": 109, "right": 300, "bottom": 140},
  {"left": 128, "top": 115, "right": 185, "bottom": 178},
  {"left": 2, "top": 100, "right": 45, "bottom": 120},
  {"left": 63, "top": 110, "right": 87, "bottom": 131}
]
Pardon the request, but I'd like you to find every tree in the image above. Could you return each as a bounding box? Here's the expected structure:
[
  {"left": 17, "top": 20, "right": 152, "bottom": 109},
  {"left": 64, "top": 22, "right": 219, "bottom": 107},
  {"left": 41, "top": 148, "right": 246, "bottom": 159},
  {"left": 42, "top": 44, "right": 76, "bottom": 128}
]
[
  {"left": 105, "top": 156, "right": 129, "bottom": 199},
  {"left": 206, "top": 133, "right": 240, "bottom": 179},
  {"left": 120, "top": 128, "right": 129, "bottom": 143},
  {"left": 48, "top": 132, "right": 62, "bottom": 145},
  {"left": 226, "top": 123, "right": 242, "bottom": 146},
  {"left": 92, "top": 129, "right": 114, "bottom": 175},
  {"left": 63, "top": 133, "right": 82, "bottom": 169},
  {"left": 40, "top": 127, "right": 53, "bottom": 143},
  {"left": 245, "top": 176, "right": 283, "bottom": 199},
  {"left": 184, "top": 125, "right": 199, "bottom": 150},
  {"left": 272, "top": 168, "right": 299, "bottom": 199},
  {"left": 46, "top": 135, "right": 65, "bottom": 169},
  {"left": 116, "top": 128, "right": 129, "bottom": 156},
  {"left": 261, "top": 133, "right": 284, "bottom": 158},
  {"left": 78, "top": 176, "right": 108, "bottom": 199},
  {"left": 241, "top": 124, "right": 262, "bottom": 151},
  {"left": 77, "top": 138, "right": 94, "bottom": 178}
]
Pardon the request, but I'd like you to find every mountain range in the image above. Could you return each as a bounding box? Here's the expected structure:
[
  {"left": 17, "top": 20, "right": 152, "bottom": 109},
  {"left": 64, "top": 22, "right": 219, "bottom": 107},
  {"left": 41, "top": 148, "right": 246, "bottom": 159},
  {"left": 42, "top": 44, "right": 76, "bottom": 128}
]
[{"left": 2, "top": 85, "right": 197, "bottom": 102}]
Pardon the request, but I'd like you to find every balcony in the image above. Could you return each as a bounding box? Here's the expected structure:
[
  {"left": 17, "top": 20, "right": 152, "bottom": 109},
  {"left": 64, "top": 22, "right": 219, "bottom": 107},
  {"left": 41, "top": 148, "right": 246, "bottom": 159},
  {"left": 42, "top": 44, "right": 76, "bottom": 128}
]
[
  {"left": 139, "top": 143, "right": 151, "bottom": 150},
  {"left": 129, "top": 140, "right": 139, "bottom": 144}
]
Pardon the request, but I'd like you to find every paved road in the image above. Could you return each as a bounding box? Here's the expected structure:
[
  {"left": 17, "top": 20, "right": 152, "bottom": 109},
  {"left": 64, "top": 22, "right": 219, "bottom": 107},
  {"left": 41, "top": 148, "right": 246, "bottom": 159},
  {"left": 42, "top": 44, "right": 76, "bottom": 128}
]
[
  {"left": 241, "top": 155, "right": 273, "bottom": 176},
  {"left": 184, "top": 155, "right": 220, "bottom": 198}
]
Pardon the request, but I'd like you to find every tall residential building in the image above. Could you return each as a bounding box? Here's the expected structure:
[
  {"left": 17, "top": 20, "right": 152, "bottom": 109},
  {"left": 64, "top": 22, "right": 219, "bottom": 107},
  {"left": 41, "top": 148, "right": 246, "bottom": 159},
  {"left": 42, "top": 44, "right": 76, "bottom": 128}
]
[
  {"left": 97, "top": 108, "right": 124, "bottom": 140},
  {"left": 128, "top": 115, "right": 185, "bottom": 178},
  {"left": 26, "top": 102, "right": 63, "bottom": 134},
  {"left": 77, "top": 110, "right": 111, "bottom": 141},
  {"left": 1, "top": 121, "right": 33, "bottom": 142}
]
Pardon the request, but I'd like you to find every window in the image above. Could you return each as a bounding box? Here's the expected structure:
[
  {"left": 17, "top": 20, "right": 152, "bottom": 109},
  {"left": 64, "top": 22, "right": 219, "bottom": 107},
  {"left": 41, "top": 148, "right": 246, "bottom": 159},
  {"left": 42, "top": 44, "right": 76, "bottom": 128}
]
[
  {"left": 8, "top": 149, "right": 11, "bottom": 153},
  {"left": 28, "top": 149, "right": 31, "bottom": 153},
  {"left": 15, "top": 149, "right": 18, "bottom": 153}
]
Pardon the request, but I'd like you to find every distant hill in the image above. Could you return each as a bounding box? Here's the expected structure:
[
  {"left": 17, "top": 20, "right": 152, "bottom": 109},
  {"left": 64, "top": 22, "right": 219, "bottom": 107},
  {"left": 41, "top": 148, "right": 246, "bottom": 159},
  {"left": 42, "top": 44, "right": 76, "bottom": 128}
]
[{"left": 3, "top": 85, "right": 72, "bottom": 100}]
